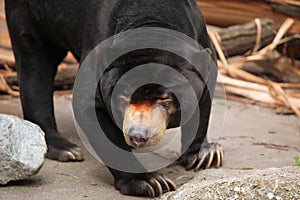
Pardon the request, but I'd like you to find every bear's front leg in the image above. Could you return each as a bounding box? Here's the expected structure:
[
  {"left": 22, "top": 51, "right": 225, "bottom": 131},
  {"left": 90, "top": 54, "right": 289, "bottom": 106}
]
[
  {"left": 94, "top": 106, "right": 176, "bottom": 197},
  {"left": 109, "top": 168, "right": 176, "bottom": 197},
  {"left": 179, "top": 88, "right": 223, "bottom": 171}
]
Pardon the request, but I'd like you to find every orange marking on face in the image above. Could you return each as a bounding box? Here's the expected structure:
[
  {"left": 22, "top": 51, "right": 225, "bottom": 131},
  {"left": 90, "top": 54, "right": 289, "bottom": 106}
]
[
  {"left": 130, "top": 103, "right": 152, "bottom": 111},
  {"left": 128, "top": 103, "right": 153, "bottom": 124}
]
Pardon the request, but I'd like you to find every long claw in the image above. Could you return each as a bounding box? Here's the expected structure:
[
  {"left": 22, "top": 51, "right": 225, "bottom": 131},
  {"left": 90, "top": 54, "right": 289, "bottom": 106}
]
[
  {"left": 194, "top": 149, "right": 209, "bottom": 170},
  {"left": 164, "top": 177, "right": 177, "bottom": 191},
  {"left": 150, "top": 178, "right": 163, "bottom": 196},
  {"left": 219, "top": 147, "right": 224, "bottom": 166},
  {"left": 204, "top": 150, "right": 214, "bottom": 169},
  {"left": 69, "top": 147, "right": 83, "bottom": 160},
  {"left": 215, "top": 148, "right": 221, "bottom": 168},
  {"left": 66, "top": 151, "right": 76, "bottom": 160},
  {"left": 185, "top": 154, "right": 198, "bottom": 170},
  {"left": 144, "top": 182, "right": 155, "bottom": 198},
  {"left": 156, "top": 175, "right": 170, "bottom": 192}
]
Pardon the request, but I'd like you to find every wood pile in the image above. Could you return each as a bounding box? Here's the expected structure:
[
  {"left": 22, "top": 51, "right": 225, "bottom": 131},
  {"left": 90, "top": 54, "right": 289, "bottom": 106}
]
[
  {"left": 199, "top": 0, "right": 300, "bottom": 118},
  {"left": 0, "top": 48, "right": 78, "bottom": 97},
  {"left": 211, "top": 18, "right": 300, "bottom": 118},
  {"left": 0, "top": 0, "right": 300, "bottom": 117}
]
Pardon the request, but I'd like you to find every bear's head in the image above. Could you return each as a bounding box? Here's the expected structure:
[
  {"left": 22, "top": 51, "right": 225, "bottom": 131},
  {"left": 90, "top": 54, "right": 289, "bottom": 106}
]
[
  {"left": 98, "top": 48, "right": 212, "bottom": 149},
  {"left": 118, "top": 83, "right": 180, "bottom": 148}
]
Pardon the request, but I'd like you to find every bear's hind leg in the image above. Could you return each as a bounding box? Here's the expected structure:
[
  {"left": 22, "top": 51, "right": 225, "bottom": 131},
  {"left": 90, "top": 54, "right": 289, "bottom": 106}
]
[{"left": 6, "top": 7, "right": 83, "bottom": 161}]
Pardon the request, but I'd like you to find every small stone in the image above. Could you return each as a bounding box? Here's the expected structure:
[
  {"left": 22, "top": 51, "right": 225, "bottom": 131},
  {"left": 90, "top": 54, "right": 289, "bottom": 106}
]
[
  {"left": 241, "top": 187, "right": 246, "bottom": 193},
  {"left": 267, "top": 192, "right": 275, "bottom": 199},
  {"left": 0, "top": 114, "right": 47, "bottom": 185}
]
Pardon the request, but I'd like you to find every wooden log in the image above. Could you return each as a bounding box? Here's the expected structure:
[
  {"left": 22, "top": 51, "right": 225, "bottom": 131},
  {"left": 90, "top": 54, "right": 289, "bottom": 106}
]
[
  {"left": 0, "top": 47, "right": 78, "bottom": 93},
  {"left": 0, "top": 0, "right": 11, "bottom": 49},
  {"left": 221, "top": 83, "right": 300, "bottom": 109},
  {"left": 197, "top": 0, "right": 300, "bottom": 33},
  {"left": 2, "top": 63, "right": 79, "bottom": 90},
  {"left": 0, "top": 74, "right": 18, "bottom": 96},
  {"left": 0, "top": 45, "right": 78, "bottom": 67},
  {"left": 253, "top": 55, "right": 300, "bottom": 84},
  {"left": 264, "top": 0, "right": 300, "bottom": 18},
  {"left": 0, "top": 34, "right": 11, "bottom": 49},
  {"left": 63, "top": 52, "right": 78, "bottom": 64},
  {"left": 53, "top": 63, "right": 78, "bottom": 89},
  {"left": 229, "top": 53, "right": 300, "bottom": 83},
  {"left": 208, "top": 18, "right": 276, "bottom": 57},
  {"left": 0, "top": 47, "right": 15, "bottom": 66},
  {"left": 218, "top": 75, "right": 300, "bottom": 109}
]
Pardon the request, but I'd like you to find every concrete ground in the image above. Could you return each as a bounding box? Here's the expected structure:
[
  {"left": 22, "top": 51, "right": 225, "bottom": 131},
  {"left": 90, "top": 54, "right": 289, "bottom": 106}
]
[{"left": 0, "top": 92, "right": 299, "bottom": 200}]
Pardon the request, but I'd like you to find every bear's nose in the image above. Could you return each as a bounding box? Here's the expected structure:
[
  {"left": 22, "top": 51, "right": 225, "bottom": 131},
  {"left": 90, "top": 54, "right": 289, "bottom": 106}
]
[{"left": 128, "top": 126, "right": 149, "bottom": 148}]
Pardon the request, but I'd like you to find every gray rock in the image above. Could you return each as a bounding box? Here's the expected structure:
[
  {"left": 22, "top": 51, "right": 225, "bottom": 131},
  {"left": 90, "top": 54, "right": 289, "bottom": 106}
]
[
  {"left": 159, "top": 167, "right": 300, "bottom": 200},
  {"left": 0, "top": 114, "right": 47, "bottom": 185}
]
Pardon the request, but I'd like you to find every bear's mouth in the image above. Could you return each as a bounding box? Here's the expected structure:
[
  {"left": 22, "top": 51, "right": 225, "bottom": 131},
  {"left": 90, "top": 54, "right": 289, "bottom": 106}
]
[{"left": 124, "top": 129, "right": 166, "bottom": 149}]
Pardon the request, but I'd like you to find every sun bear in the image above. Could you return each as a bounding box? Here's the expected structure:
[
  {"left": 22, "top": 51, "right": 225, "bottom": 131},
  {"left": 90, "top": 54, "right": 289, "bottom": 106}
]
[{"left": 5, "top": 0, "right": 223, "bottom": 197}]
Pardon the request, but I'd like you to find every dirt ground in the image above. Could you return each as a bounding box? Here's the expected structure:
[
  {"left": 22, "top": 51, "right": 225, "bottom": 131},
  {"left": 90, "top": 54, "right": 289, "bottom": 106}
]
[{"left": 0, "top": 92, "right": 299, "bottom": 200}]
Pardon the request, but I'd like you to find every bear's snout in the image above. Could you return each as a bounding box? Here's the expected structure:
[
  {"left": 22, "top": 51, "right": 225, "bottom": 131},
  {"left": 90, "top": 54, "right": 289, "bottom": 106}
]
[
  {"left": 122, "top": 103, "right": 167, "bottom": 149},
  {"left": 128, "top": 125, "right": 149, "bottom": 148}
]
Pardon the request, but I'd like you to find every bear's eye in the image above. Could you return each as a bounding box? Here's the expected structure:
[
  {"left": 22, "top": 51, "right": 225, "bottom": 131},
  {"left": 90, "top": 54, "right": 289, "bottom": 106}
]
[{"left": 160, "top": 101, "right": 171, "bottom": 109}]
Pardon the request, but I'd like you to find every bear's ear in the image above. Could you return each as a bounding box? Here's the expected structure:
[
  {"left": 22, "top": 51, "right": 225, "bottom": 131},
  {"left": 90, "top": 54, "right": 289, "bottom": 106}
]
[
  {"left": 119, "top": 95, "right": 130, "bottom": 102},
  {"left": 204, "top": 48, "right": 212, "bottom": 56},
  {"left": 119, "top": 95, "right": 130, "bottom": 105},
  {"left": 117, "top": 95, "right": 130, "bottom": 115}
]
